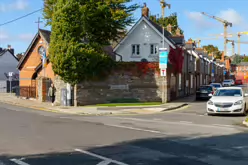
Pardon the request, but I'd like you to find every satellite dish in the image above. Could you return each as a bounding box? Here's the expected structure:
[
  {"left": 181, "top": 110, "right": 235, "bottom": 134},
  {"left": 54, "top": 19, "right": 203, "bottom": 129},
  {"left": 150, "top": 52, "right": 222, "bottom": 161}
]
[{"left": 141, "top": 58, "right": 148, "bottom": 62}]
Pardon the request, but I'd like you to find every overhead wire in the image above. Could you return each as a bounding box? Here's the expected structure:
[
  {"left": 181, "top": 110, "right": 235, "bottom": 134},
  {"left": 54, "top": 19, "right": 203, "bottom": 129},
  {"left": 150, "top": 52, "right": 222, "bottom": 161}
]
[{"left": 0, "top": 8, "right": 43, "bottom": 27}]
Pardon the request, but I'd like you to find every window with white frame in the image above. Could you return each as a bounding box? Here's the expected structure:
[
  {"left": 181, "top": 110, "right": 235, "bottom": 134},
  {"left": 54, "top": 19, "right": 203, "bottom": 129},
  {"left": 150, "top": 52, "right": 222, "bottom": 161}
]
[
  {"left": 131, "top": 44, "right": 140, "bottom": 56},
  {"left": 150, "top": 44, "right": 158, "bottom": 55},
  {"left": 178, "top": 73, "right": 182, "bottom": 90}
]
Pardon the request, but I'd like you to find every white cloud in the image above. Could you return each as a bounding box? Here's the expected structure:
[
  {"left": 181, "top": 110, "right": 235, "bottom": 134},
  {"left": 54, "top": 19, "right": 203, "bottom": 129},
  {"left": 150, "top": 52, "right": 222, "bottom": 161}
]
[
  {"left": 18, "top": 33, "right": 34, "bottom": 41},
  {"left": 185, "top": 9, "right": 246, "bottom": 29},
  {"left": 217, "top": 9, "right": 244, "bottom": 26},
  {"left": 0, "top": 0, "right": 28, "bottom": 12},
  {"left": 0, "top": 31, "right": 10, "bottom": 41},
  {"left": 185, "top": 11, "right": 215, "bottom": 29}
]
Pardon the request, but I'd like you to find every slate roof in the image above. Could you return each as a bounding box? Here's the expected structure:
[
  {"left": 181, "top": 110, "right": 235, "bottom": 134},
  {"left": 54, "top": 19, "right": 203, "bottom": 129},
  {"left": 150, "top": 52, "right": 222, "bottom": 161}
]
[
  {"left": 39, "top": 29, "right": 51, "bottom": 43},
  {"left": 144, "top": 17, "right": 184, "bottom": 45},
  {"left": 0, "top": 49, "right": 18, "bottom": 61},
  {"left": 17, "top": 28, "right": 51, "bottom": 69}
]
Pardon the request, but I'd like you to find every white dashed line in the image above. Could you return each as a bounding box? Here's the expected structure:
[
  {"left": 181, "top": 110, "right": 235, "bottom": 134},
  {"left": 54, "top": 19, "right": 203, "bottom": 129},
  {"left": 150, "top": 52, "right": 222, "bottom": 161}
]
[
  {"left": 75, "top": 148, "right": 129, "bottom": 165},
  {"left": 111, "top": 117, "right": 238, "bottom": 130},
  {"left": 104, "top": 124, "right": 173, "bottom": 135},
  {"left": 96, "top": 160, "right": 112, "bottom": 165},
  {"left": 212, "top": 124, "right": 235, "bottom": 128},
  {"left": 10, "top": 159, "right": 30, "bottom": 165},
  {"left": 179, "top": 121, "right": 193, "bottom": 124},
  {"left": 232, "top": 145, "right": 248, "bottom": 149}
]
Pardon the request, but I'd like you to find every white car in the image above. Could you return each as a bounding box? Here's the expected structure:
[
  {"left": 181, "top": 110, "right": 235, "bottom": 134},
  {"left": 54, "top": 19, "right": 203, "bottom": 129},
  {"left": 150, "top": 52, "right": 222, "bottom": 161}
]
[
  {"left": 207, "top": 87, "right": 248, "bottom": 115},
  {"left": 222, "top": 79, "right": 234, "bottom": 87}
]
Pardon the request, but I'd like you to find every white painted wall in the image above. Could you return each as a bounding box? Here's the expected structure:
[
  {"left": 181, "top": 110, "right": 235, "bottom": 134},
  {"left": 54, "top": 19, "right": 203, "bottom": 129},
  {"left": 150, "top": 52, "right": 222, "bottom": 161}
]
[
  {"left": 115, "top": 20, "right": 171, "bottom": 62},
  {"left": 0, "top": 51, "right": 19, "bottom": 80}
]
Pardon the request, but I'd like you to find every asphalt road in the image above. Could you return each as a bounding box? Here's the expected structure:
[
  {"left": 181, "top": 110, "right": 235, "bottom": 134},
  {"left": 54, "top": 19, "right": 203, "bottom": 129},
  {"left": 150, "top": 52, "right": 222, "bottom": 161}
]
[{"left": 0, "top": 101, "right": 248, "bottom": 165}]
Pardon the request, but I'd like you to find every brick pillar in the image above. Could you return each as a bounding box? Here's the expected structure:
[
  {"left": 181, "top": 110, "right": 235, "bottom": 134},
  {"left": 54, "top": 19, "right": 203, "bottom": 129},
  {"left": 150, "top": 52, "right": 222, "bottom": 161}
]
[{"left": 37, "top": 77, "right": 49, "bottom": 102}]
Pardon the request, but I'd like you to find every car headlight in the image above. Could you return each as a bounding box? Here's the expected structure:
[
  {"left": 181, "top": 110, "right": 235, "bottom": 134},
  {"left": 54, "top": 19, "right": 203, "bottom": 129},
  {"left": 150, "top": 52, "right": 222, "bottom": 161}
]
[
  {"left": 234, "top": 100, "right": 243, "bottom": 105},
  {"left": 208, "top": 101, "right": 213, "bottom": 105}
]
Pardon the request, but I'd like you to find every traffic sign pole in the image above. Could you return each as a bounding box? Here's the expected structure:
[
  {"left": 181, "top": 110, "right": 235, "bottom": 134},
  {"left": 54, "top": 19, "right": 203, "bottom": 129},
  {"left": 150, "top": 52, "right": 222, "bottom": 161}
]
[{"left": 159, "top": 48, "right": 168, "bottom": 103}]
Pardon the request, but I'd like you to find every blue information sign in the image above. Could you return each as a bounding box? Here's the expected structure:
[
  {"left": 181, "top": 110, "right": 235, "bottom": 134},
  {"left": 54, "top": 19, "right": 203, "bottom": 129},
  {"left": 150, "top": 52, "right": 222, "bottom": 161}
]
[{"left": 159, "top": 48, "right": 168, "bottom": 68}]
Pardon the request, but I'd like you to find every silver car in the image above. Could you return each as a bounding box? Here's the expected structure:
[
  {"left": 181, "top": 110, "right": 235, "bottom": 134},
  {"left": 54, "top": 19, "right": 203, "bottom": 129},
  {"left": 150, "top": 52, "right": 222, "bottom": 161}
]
[{"left": 222, "top": 80, "right": 234, "bottom": 87}]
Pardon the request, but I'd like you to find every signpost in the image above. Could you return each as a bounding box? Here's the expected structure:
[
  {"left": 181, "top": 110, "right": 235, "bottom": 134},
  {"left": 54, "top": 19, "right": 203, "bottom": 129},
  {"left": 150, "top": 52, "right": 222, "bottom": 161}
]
[
  {"left": 159, "top": 48, "right": 168, "bottom": 103},
  {"left": 8, "top": 72, "right": 13, "bottom": 93},
  {"left": 160, "top": 69, "right": 166, "bottom": 77}
]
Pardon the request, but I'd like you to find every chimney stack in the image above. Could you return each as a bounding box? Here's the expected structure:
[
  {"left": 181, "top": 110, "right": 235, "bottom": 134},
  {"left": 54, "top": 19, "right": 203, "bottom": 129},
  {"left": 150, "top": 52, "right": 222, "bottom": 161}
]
[
  {"left": 142, "top": 3, "right": 149, "bottom": 17},
  {"left": 7, "top": 45, "right": 14, "bottom": 55},
  {"left": 166, "top": 24, "right": 172, "bottom": 33},
  {"left": 175, "top": 27, "right": 181, "bottom": 36}
]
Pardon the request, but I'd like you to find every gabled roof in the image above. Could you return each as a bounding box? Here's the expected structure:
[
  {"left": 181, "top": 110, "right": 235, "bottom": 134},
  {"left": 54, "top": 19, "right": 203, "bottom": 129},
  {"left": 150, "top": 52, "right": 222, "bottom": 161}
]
[
  {"left": 113, "top": 16, "right": 176, "bottom": 52},
  {"left": 0, "top": 49, "right": 18, "bottom": 61},
  {"left": 17, "top": 29, "right": 51, "bottom": 69}
]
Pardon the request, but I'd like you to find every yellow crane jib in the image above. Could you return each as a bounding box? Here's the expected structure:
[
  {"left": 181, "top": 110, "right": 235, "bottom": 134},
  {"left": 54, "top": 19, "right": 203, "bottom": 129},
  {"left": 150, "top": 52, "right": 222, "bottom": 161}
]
[{"left": 201, "top": 12, "right": 232, "bottom": 57}]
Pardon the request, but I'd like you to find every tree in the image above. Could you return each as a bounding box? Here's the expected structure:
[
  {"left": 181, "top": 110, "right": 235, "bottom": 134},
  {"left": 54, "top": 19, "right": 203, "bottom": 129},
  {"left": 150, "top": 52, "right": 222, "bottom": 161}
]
[
  {"left": 49, "top": 0, "right": 114, "bottom": 85},
  {"left": 202, "top": 44, "right": 222, "bottom": 59},
  {"left": 43, "top": 0, "right": 138, "bottom": 45},
  {"left": 49, "top": 0, "right": 116, "bottom": 106},
  {"left": 243, "top": 56, "right": 248, "bottom": 62},
  {"left": 149, "top": 13, "right": 183, "bottom": 35}
]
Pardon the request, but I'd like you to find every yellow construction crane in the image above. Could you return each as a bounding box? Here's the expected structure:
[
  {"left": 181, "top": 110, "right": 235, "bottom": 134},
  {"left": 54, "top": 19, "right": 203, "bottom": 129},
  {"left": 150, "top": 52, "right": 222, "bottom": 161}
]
[
  {"left": 209, "top": 32, "right": 248, "bottom": 55},
  {"left": 201, "top": 12, "right": 232, "bottom": 57},
  {"left": 159, "top": 0, "right": 171, "bottom": 18},
  {"left": 192, "top": 37, "right": 220, "bottom": 47}
]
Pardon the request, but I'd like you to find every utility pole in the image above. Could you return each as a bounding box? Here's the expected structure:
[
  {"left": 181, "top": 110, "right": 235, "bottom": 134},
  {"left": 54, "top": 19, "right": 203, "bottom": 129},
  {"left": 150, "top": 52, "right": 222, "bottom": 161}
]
[{"left": 35, "top": 17, "right": 43, "bottom": 30}]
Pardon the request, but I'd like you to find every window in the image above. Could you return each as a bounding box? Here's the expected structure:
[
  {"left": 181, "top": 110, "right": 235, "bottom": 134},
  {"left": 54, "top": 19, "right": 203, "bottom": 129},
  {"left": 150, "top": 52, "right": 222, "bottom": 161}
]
[
  {"left": 150, "top": 44, "right": 158, "bottom": 55},
  {"left": 132, "top": 44, "right": 140, "bottom": 56},
  {"left": 190, "top": 55, "right": 193, "bottom": 61},
  {"left": 178, "top": 73, "right": 182, "bottom": 90}
]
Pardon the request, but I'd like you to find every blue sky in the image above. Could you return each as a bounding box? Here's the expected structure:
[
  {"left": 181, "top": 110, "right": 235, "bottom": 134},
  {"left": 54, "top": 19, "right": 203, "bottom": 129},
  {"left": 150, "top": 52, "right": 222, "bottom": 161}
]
[{"left": 0, "top": 0, "right": 248, "bottom": 56}]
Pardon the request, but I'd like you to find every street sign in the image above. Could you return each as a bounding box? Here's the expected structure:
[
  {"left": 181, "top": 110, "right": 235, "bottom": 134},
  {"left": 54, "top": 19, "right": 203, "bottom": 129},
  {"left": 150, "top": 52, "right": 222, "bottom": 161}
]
[
  {"left": 159, "top": 48, "right": 168, "bottom": 69},
  {"left": 8, "top": 72, "right": 13, "bottom": 77},
  {"left": 160, "top": 69, "right": 166, "bottom": 77}
]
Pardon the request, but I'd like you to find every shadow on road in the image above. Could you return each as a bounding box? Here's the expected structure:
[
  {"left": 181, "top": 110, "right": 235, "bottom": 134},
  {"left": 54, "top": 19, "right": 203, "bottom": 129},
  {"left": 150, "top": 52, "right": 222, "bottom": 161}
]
[{"left": 1, "top": 132, "right": 248, "bottom": 164}]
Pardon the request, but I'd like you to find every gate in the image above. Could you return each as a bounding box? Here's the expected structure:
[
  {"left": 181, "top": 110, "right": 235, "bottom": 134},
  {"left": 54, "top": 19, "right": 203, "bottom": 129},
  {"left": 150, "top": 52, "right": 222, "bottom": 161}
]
[
  {"left": 42, "top": 79, "right": 52, "bottom": 102},
  {"left": 18, "top": 80, "right": 37, "bottom": 98},
  {"left": 0, "top": 81, "right": 7, "bottom": 93}
]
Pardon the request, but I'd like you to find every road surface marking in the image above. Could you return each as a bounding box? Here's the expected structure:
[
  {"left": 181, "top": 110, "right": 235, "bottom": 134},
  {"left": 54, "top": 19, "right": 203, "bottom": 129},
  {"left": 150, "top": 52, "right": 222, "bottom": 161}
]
[
  {"left": 75, "top": 148, "right": 129, "bottom": 165},
  {"left": 104, "top": 124, "right": 172, "bottom": 135},
  {"left": 212, "top": 124, "right": 235, "bottom": 128},
  {"left": 10, "top": 159, "right": 30, "bottom": 165},
  {"left": 179, "top": 121, "right": 193, "bottom": 124},
  {"left": 232, "top": 145, "right": 248, "bottom": 149},
  {"left": 112, "top": 117, "right": 238, "bottom": 130},
  {"left": 97, "top": 160, "right": 112, "bottom": 165}
]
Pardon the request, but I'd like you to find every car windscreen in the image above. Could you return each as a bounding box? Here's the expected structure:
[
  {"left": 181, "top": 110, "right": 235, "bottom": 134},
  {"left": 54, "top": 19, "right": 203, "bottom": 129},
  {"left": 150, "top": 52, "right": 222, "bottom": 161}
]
[
  {"left": 199, "top": 86, "right": 212, "bottom": 91},
  {"left": 223, "top": 80, "right": 231, "bottom": 82},
  {"left": 214, "top": 89, "right": 242, "bottom": 96},
  {"left": 211, "top": 84, "right": 221, "bottom": 88}
]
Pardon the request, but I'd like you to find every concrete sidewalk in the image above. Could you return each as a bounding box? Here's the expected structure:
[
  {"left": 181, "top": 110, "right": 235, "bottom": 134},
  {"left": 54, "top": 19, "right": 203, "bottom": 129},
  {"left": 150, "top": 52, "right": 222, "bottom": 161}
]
[{"left": 0, "top": 93, "right": 189, "bottom": 115}]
